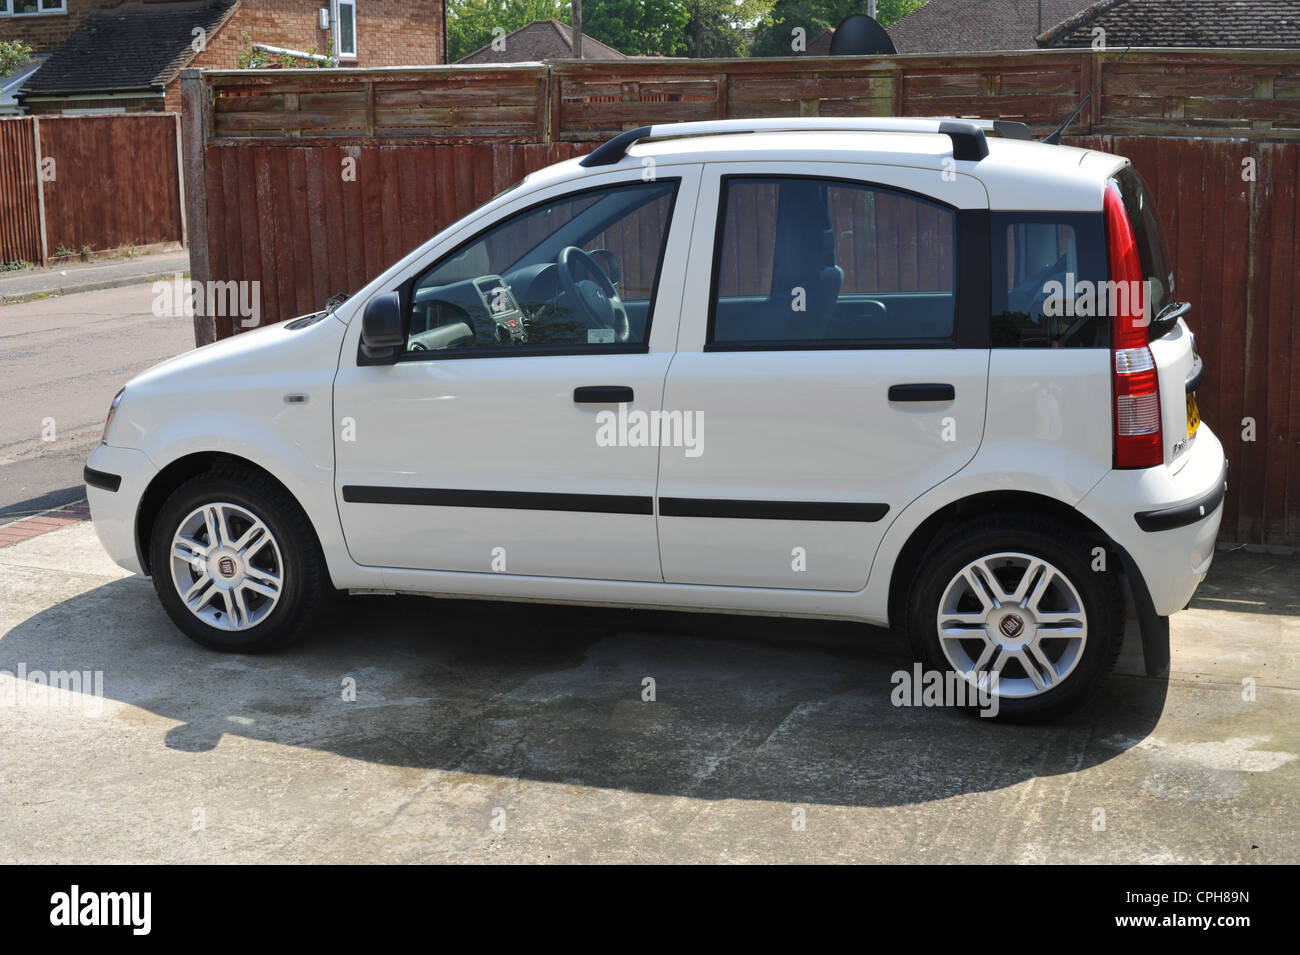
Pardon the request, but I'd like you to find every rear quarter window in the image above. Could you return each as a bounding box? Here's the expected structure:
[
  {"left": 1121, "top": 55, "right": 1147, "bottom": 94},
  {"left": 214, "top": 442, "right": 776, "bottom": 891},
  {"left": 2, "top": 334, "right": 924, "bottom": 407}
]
[{"left": 990, "top": 211, "right": 1108, "bottom": 348}]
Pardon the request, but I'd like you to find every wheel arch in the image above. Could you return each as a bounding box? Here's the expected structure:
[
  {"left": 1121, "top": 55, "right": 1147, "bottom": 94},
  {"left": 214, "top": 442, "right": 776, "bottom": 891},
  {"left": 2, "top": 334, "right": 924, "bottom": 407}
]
[
  {"left": 887, "top": 490, "right": 1114, "bottom": 629},
  {"left": 884, "top": 489, "right": 1168, "bottom": 677},
  {"left": 135, "top": 452, "right": 310, "bottom": 576}
]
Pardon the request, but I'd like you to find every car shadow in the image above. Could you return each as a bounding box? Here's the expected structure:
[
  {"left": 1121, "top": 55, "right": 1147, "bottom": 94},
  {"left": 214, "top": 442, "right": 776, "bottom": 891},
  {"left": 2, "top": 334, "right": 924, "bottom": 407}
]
[{"left": 1, "top": 574, "right": 1168, "bottom": 808}]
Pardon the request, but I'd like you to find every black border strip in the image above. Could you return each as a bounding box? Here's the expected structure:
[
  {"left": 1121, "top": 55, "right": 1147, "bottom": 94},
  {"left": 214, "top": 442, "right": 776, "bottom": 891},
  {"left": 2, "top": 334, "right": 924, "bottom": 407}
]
[
  {"left": 342, "top": 485, "right": 653, "bottom": 515},
  {"left": 1133, "top": 460, "right": 1228, "bottom": 532},
  {"left": 659, "top": 498, "right": 889, "bottom": 523},
  {"left": 84, "top": 466, "right": 121, "bottom": 492}
]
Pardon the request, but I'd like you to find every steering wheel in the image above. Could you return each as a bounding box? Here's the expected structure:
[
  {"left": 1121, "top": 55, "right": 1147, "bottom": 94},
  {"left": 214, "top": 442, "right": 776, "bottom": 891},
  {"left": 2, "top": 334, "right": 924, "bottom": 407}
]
[{"left": 555, "top": 246, "right": 630, "bottom": 343}]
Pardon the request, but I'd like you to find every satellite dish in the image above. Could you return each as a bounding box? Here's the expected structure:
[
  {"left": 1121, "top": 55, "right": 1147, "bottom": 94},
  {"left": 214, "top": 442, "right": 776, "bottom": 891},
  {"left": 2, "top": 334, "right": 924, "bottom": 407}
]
[{"left": 828, "top": 14, "right": 897, "bottom": 55}]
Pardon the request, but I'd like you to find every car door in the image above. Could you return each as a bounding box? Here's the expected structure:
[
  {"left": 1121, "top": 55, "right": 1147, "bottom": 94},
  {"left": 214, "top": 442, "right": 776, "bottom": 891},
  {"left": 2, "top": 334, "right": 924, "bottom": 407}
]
[
  {"left": 656, "top": 162, "right": 990, "bottom": 591},
  {"left": 333, "top": 166, "right": 700, "bottom": 582}
]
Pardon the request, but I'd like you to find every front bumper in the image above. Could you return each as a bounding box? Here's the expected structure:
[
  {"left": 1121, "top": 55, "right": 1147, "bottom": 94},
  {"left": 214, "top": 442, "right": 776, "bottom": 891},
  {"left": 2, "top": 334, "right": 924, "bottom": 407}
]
[
  {"left": 1078, "top": 424, "right": 1226, "bottom": 616},
  {"left": 85, "top": 444, "right": 157, "bottom": 576}
]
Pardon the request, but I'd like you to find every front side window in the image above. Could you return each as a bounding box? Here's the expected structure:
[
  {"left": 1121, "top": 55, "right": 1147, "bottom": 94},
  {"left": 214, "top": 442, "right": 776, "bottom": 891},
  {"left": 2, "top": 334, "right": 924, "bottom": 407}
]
[
  {"left": 335, "top": 0, "right": 357, "bottom": 59},
  {"left": 403, "top": 179, "right": 677, "bottom": 356},
  {"left": 709, "top": 176, "right": 956, "bottom": 347},
  {"left": 990, "top": 212, "right": 1108, "bottom": 348}
]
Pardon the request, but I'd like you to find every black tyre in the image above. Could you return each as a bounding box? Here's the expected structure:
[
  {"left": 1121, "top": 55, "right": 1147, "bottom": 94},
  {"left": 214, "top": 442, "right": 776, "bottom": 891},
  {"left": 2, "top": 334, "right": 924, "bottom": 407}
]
[
  {"left": 149, "top": 466, "right": 327, "bottom": 653},
  {"left": 906, "top": 513, "right": 1124, "bottom": 722}
]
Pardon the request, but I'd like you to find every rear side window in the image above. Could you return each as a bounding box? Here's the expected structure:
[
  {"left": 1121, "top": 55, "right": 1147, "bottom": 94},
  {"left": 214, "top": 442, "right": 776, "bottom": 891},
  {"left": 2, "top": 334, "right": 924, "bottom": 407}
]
[
  {"left": 709, "top": 176, "right": 956, "bottom": 347},
  {"left": 1114, "top": 166, "right": 1175, "bottom": 319},
  {"left": 990, "top": 212, "right": 1108, "bottom": 348}
]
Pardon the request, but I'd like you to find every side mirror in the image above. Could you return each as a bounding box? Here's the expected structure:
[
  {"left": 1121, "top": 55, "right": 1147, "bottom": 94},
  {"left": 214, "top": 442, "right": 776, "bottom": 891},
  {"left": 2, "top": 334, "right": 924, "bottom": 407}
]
[{"left": 359, "top": 292, "right": 404, "bottom": 364}]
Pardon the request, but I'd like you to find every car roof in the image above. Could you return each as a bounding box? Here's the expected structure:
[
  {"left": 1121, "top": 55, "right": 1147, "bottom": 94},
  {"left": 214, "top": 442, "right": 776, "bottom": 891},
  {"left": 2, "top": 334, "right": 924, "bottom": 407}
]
[{"left": 529, "top": 125, "right": 1127, "bottom": 212}]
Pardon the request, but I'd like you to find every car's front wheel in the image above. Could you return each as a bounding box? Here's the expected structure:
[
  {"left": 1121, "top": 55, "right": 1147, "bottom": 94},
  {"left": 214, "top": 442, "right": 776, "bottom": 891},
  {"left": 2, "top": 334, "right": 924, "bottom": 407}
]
[
  {"left": 906, "top": 514, "right": 1124, "bottom": 721},
  {"left": 149, "top": 466, "right": 327, "bottom": 653}
]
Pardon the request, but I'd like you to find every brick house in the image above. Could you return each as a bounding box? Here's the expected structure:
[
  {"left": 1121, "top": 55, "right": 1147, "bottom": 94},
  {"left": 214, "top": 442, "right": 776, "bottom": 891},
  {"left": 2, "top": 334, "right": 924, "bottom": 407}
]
[{"left": 1, "top": 0, "right": 445, "bottom": 114}]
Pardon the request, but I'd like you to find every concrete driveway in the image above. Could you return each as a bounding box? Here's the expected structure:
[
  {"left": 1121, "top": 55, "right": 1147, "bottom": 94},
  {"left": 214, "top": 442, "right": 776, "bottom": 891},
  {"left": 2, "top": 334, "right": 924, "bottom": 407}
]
[{"left": 0, "top": 522, "right": 1296, "bottom": 863}]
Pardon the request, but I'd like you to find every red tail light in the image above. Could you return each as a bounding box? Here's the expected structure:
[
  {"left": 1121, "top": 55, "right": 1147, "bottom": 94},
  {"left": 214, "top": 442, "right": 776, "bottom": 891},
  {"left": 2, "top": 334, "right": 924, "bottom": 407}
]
[{"left": 1106, "top": 179, "right": 1162, "bottom": 469}]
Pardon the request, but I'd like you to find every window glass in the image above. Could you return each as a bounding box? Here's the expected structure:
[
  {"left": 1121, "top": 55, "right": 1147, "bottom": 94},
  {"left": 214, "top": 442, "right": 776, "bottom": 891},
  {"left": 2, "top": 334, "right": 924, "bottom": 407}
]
[
  {"left": 710, "top": 176, "right": 956, "bottom": 346},
  {"left": 1115, "top": 166, "right": 1174, "bottom": 318},
  {"left": 337, "top": 0, "right": 356, "bottom": 57},
  {"left": 405, "top": 179, "right": 677, "bottom": 355},
  {"left": 990, "top": 212, "right": 1108, "bottom": 347}
]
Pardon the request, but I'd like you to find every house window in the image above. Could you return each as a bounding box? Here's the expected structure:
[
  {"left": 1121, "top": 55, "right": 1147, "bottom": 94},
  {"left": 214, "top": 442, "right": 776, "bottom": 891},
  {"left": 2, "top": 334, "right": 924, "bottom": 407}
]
[
  {"left": 3, "top": 0, "right": 67, "bottom": 16},
  {"left": 333, "top": 0, "right": 357, "bottom": 60}
]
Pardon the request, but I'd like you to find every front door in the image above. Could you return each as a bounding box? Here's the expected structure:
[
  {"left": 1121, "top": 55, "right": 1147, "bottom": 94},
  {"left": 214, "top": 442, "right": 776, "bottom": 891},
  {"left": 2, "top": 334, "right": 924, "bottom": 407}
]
[{"left": 333, "top": 167, "right": 700, "bottom": 581}]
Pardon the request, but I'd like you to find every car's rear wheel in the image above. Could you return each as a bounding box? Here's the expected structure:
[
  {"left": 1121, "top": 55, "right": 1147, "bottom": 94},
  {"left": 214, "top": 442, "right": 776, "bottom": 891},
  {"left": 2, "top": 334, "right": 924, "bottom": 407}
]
[
  {"left": 149, "top": 466, "right": 326, "bottom": 653},
  {"left": 906, "top": 514, "right": 1124, "bottom": 721}
]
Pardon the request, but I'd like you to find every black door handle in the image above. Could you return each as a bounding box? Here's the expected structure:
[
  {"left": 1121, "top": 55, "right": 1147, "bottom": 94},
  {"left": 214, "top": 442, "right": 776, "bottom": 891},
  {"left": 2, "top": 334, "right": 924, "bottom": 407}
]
[
  {"left": 888, "top": 383, "right": 955, "bottom": 402},
  {"left": 574, "top": 385, "right": 633, "bottom": 403}
]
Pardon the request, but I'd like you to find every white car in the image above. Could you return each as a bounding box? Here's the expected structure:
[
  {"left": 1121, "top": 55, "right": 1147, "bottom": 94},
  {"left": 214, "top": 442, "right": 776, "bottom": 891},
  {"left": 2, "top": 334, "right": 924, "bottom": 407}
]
[{"left": 86, "top": 118, "right": 1226, "bottom": 720}]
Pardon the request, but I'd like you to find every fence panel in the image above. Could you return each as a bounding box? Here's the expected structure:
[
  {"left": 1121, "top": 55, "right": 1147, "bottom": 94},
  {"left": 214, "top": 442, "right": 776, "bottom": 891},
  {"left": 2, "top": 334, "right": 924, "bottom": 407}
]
[
  {"left": 37, "top": 115, "right": 184, "bottom": 255},
  {"left": 0, "top": 117, "right": 41, "bottom": 265},
  {"left": 0, "top": 114, "right": 183, "bottom": 265}
]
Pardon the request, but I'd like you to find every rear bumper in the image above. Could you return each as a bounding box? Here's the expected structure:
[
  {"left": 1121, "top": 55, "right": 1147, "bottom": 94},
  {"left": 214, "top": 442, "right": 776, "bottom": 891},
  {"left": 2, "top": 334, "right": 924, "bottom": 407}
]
[
  {"left": 85, "top": 444, "right": 156, "bottom": 576},
  {"left": 1077, "top": 424, "right": 1226, "bottom": 616}
]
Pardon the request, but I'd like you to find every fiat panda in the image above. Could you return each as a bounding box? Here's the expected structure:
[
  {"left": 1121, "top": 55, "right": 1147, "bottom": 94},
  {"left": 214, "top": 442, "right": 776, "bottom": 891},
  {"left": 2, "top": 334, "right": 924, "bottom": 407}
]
[{"left": 86, "top": 118, "right": 1226, "bottom": 720}]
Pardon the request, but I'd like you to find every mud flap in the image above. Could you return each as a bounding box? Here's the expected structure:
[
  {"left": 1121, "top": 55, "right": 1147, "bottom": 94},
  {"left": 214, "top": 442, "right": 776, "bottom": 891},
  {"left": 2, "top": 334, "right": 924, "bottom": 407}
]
[{"left": 1114, "top": 544, "right": 1171, "bottom": 677}]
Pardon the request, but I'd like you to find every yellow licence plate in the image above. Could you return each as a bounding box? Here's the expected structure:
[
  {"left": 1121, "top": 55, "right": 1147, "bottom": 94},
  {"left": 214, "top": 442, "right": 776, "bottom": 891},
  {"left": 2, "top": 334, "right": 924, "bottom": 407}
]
[{"left": 1187, "top": 393, "right": 1201, "bottom": 437}]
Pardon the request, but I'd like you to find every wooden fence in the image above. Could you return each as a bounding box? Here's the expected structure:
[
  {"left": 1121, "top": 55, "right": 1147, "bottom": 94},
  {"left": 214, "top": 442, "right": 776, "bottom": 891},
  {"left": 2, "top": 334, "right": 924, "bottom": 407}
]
[
  {"left": 182, "top": 50, "right": 1300, "bottom": 548},
  {"left": 0, "top": 114, "right": 185, "bottom": 266}
]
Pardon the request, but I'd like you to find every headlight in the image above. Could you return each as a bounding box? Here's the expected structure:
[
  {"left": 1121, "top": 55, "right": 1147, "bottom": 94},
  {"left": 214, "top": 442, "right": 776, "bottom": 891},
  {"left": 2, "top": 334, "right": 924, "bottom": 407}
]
[{"left": 101, "top": 388, "right": 125, "bottom": 445}]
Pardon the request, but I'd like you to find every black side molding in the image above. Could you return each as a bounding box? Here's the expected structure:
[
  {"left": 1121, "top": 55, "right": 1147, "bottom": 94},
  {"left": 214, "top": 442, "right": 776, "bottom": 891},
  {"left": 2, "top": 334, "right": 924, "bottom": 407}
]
[
  {"left": 84, "top": 466, "right": 121, "bottom": 492},
  {"left": 888, "top": 383, "right": 955, "bottom": 402},
  {"left": 659, "top": 498, "right": 889, "bottom": 523},
  {"left": 342, "top": 485, "right": 653, "bottom": 515},
  {"left": 1134, "top": 460, "right": 1228, "bottom": 532}
]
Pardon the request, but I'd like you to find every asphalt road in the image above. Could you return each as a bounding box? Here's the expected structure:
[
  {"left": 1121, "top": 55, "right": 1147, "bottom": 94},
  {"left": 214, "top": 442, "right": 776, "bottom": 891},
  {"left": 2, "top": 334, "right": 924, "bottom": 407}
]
[{"left": 0, "top": 283, "right": 194, "bottom": 520}]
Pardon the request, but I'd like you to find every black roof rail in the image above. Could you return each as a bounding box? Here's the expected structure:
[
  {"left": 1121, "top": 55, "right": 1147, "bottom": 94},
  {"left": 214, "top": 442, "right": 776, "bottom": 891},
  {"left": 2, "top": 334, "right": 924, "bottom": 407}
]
[{"left": 578, "top": 119, "right": 991, "bottom": 168}]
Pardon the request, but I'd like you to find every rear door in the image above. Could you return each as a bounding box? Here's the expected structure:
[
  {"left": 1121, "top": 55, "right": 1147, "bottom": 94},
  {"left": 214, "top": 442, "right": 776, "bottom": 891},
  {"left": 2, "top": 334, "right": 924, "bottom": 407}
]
[{"left": 656, "top": 162, "right": 991, "bottom": 592}]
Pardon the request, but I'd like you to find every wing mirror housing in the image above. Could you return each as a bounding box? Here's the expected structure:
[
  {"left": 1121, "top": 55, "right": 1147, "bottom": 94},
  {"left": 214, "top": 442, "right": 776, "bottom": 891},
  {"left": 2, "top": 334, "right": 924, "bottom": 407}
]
[{"left": 359, "top": 292, "right": 404, "bottom": 365}]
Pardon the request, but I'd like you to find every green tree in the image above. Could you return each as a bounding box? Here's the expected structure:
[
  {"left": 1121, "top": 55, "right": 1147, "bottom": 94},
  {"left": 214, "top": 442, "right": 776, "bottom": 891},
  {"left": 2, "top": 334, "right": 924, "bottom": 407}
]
[
  {"left": 447, "top": 0, "right": 571, "bottom": 62},
  {"left": 584, "top": 0, "right": 692, "bottom": 56},
  {"left": 682, "top": 0, "right": 776, "bottom": 57},
  {"left": 0, "top": 40, "right": 34, "bottom": 77},
  {"left": 751, "top": 0, "right": 924, "bottom": 57}
]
